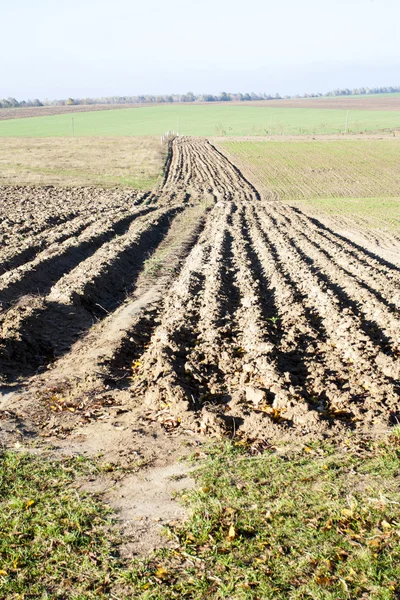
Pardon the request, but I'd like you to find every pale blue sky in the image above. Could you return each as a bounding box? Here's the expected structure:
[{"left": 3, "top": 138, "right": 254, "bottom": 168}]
[{"left": 1, "top": 0, "right": 398, "bottom": 100}]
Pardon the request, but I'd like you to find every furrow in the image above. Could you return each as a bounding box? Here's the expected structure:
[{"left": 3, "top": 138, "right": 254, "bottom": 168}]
[
  {"left": 0, "top": 212, "right": 100, "bottom": 275},
  {"left": 288, "top": 205, "right": 400, "bottom": 280},
  {"left": 48, "top": 207, "right": 178, "bottom": 310},
  {"left": 27, "top": 202, "right": 213, "bottom": 400},
  {"left": 180, "top": 205, "right": 242, "bottom": 407},
  {"left": 225, "top": 206, "right": 323, "bottom": 431},
  {"left": 254, "top": 207, "right": 399, "bottom": 414},
  {"left": 0, "top": 207, "right": 179, "bottom": 383},
  {"left": 275, "top": 204, "right": 400, "bottom": 305},
  {"left": 270, "top": 209, "right": 400, "bottom": 344},
  {"left": 128, "top": 206, "right": 226, "bottom": 416},
  {"left": 246, "top": 204, "right": 377, "bottom": 424},
  {"left": 0, "top": 206, "right": 156, "bottom": 310},
  {"left": 267, "top": 210, "right": 400, "bottom": 368}
]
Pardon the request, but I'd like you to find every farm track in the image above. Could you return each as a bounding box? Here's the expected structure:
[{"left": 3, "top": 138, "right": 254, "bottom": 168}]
[{"left": 0, "top": 137, "right": 399, "bottom": 440}]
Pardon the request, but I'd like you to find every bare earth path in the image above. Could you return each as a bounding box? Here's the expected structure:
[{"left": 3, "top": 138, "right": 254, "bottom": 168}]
[{"left": 1, "top": 137, "right": 399, "bottom": 551}]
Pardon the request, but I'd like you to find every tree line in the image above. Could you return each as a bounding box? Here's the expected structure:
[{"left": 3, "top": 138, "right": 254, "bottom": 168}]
[{"left": 1, "top": 85, "right": 400, "bottom": 109}]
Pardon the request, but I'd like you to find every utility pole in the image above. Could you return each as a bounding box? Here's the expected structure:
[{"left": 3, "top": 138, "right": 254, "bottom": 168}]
[
  {"left": 345, "top": 110, "right": 349, "bottom": 134},
  {"left": 72, "top": 118, "right": 75, "bottom": 137}
]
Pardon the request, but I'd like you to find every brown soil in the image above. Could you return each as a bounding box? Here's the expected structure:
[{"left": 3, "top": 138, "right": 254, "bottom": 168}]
[
  {"left": 1, "top": 137, "right": 399, "bottom": 553},
  {"left": 0, "top": 104, "right": 162, "bottom": 121},
  {"left": 231, "top": 96, "right": 400, "bottom": 111}
]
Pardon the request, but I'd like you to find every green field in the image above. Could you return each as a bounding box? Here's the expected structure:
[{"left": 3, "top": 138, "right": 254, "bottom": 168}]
[
  {"left": 220, "top": 139, "right": 400, "bottom": 200},
  {"left": 1, "top": 105, "right": 400, "bottom": 137}
]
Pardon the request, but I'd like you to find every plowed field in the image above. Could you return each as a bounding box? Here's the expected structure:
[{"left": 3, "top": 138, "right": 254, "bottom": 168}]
[{"left": 1, "top": 138, "right": 399, "bottom": 443}]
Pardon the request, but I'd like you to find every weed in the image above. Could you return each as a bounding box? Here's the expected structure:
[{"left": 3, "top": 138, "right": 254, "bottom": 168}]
[{"left": 390, "top": 424, "right": 400, "bottom": 440}]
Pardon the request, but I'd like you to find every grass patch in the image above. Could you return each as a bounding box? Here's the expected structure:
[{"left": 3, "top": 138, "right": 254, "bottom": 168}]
[
  {"left": 1, "top": 105, "right": 400, "bottom": 138},
  {"left": 124, "top": 436, "right": 400, "bottom": 599},
  {"left": 0, "top": 137, "right": 165, "bottom": 189},
  {"left": 2, "top": 434, "right": 400, "bottom": 599},
  {"left": 0, "top": 450, "right": 118, "bottom": 598}
]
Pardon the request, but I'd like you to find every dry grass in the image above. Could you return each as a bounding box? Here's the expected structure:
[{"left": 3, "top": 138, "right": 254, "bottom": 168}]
[{"left": 0, "top": 137, "right": 165, "bottom": 189}]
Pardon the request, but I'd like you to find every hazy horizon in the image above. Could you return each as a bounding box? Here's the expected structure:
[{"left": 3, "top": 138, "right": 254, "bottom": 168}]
[{"left": 2, "top": 0, "right": 399, "bottom": 101}]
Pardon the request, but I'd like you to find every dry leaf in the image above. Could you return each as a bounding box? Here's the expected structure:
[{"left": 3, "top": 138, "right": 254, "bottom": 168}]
[
  {"left": 315, "top": 575, "right": 334, "bottom": 585},
  {"left": 367, "top": 538, "right": 381, "bottom": 547},
  {"left": 228, "top": 524, "right": 236, "bottom": 541},
  {"left": 155, "top": 566, "right": 169, "bottom": 581}
]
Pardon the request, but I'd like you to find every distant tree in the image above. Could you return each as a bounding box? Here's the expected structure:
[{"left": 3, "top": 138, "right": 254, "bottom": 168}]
[
  {"left": 6, "top": 84, "right": 400, "bottom": 111},
  {"left": 178, "top": 92, "right": 193, "bottom": 102},
  {"left": 181, "top": 92, "right": 196, "bottom": 102},
  {"left": 6, "top": 97, "right": 19, "bottom": 107},
  {"left": 198, "top": 94, "right": 216, "bottom": 102}
]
